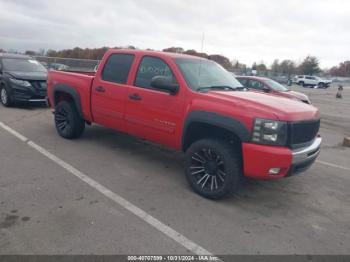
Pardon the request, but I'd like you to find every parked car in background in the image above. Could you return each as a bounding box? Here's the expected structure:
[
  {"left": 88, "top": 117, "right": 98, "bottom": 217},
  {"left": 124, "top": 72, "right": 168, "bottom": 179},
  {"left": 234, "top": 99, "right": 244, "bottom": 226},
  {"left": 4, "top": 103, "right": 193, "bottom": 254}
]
[
  {"left": 293, "top": 75, "right": 332, "bottom": 88},
  {"left": 0, "top": 53, "right": 48, "bottom": 106},
  {"left": 47, "top": 49, "right": 321, "bottom": 199},
  {"left": 236, "top": 76, "right": 311, "bottom": 104},
  {"left": 48, "top": 63, "right": 70, "bottom": 71},
  {"left": 270, "top": 75, "right": 289, "bottom": 85}
]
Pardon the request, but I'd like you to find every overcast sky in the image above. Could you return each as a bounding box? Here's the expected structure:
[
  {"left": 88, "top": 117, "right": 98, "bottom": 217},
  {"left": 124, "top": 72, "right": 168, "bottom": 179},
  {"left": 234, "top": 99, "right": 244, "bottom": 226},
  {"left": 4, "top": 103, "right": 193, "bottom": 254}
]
[{"left": 0, "top": 0, "right": 349, "bottom": 68}]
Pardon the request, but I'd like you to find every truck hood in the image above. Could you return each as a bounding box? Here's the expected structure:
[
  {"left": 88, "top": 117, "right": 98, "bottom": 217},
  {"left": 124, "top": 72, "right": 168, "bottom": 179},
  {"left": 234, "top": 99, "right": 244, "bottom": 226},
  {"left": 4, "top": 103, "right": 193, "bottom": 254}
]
[
  {"left": 208, "top": 91, "right": 319, "bottom": 121},
  {"left": 5, "top": 70, "right": 48, "bottom": 81}
]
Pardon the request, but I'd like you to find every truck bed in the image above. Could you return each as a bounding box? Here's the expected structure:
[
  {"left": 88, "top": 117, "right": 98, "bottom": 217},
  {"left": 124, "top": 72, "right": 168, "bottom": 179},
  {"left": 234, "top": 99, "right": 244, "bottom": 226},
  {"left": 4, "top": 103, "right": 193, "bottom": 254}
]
[{"left": 47, "top": 70, "right": 95, "bottom": 121}]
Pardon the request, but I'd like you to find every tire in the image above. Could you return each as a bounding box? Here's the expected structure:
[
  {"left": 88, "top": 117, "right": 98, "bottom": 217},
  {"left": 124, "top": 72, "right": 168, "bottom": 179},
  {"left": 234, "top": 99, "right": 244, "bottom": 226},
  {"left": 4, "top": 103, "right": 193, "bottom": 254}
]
[
  {"left": 54, "top": 100, "right": 85, "bottom": 139},
  {"left": 185, "top": 139, "right": 242, "bottom": 199},
  {"left": 318, "top": 82, "right": 325, "bottom": 88},
  {"left": 299, "top": 81, "right": 305, "bottom": 87},
  {"left": 0, "top": 85, "right": 12, "bottom": 107}
]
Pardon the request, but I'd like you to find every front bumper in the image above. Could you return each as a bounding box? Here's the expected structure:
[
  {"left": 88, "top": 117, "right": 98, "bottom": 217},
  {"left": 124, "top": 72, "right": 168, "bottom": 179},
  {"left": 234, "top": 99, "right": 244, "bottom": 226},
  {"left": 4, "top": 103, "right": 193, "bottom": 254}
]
[
  {"left": 242, "top": 137, "right": 322, "bottom": 179},
  {"left": 287, "top": 137, "right": 322, "bottom": 176},
  {"left": 8, "top": 83, "right": 47, "bottom": 103}
]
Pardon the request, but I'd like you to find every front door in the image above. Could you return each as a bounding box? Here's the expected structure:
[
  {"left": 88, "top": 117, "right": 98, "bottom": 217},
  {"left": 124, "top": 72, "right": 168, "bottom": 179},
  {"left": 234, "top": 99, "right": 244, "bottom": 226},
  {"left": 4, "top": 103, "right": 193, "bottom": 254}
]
[{"left": 125, "top": 56, "right": 184, "bottom": 148}]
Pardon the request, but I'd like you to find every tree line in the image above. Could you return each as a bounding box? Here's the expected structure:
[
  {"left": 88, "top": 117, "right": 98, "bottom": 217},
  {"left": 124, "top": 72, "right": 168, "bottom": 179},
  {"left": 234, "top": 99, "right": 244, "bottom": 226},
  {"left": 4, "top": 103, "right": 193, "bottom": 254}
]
[{"left": 1, "top": 46, "right": 349, "bottom": 77}]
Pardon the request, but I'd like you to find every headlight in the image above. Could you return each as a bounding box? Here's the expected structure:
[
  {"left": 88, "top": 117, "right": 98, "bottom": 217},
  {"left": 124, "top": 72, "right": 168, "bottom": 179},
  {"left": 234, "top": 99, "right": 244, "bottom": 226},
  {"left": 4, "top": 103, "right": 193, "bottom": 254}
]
[
  {"left": 9, "top": 78, "right": 31, "bottom": 87},
  {"left": 252, "top": 118, "right": 288, "bottom": 146}
]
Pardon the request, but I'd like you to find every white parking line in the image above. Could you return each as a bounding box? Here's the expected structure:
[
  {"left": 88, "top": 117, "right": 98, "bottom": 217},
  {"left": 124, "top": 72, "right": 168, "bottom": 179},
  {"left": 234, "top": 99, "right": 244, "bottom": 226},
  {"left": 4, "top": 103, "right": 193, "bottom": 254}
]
[
  {"left": 316, "top": 160, "right": 350, "bottom": 171},
  {"left": 0, "top": 121, "right": 212, "bottom": 256},
  {"left": 0, "top": 121, "right": 29, "bottom": 142}
]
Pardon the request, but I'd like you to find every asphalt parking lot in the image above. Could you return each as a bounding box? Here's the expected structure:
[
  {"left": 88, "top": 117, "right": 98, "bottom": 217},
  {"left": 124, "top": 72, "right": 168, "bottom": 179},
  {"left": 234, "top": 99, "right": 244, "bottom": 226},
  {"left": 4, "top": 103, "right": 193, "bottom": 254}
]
[{"left": 0, "top": 84, "right": 349, "bottom": 255}]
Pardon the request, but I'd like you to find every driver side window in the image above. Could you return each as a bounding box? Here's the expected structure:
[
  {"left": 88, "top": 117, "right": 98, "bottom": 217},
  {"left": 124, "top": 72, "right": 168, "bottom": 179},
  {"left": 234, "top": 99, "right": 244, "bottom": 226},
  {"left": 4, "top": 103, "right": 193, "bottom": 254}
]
[{"left": 135, "top": 56, "right": 177, "bottom": 89}]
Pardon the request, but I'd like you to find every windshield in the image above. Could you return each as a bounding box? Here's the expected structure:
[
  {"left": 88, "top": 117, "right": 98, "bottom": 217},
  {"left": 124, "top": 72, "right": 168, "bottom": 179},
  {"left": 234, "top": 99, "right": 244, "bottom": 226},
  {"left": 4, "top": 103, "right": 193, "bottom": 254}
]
[
  {"left": 2, "top": 58, "right": 47, "bottom": 72},
  {"left": 264, "top": 79, "right": 289, "bottom": 92},
  {"left": 174, "top": 58, "right": 243, "bottom": 91}
]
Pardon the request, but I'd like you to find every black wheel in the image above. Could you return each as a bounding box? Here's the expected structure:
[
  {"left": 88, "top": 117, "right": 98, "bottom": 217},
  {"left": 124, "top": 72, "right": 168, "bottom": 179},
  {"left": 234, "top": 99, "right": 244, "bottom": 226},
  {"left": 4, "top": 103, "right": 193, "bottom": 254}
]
[
  {"left": 54, "top": 101, "right": 85, "bottom": 139},
  {"left": 318, "top": 82, "right": 325, "bottom": 88},
  {"left": 185, "top": 139, "right": 242, "bottom": 199},
  {"left": 299, "top": 81, "right": 306, "bottom": 87},
  {"left": 0, "top": 85, "right": 12, "bottom": 107}
]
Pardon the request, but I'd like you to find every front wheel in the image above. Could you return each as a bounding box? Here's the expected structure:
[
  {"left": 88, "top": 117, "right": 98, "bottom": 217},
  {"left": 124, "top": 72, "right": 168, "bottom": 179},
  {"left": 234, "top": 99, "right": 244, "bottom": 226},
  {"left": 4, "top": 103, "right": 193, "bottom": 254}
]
[
  {"left": 54, "top": 101, "right": 85, "bottom": 139},
  {"left": 185, "top": 139, "right": 242, "bottom": 199},
  {"left": 0, "top": 86, "right": 12, "bottom": 107}
]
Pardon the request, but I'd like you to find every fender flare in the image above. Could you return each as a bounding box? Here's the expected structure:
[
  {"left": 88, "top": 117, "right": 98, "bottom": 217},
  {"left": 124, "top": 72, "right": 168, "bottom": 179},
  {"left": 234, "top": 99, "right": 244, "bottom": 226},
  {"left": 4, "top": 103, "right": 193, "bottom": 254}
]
[
  {"left": 52, "top": 84, "right": 83, "bottom": 118},
  {"left": 182, "top": 110, "right": 251, "bottom": 151}
]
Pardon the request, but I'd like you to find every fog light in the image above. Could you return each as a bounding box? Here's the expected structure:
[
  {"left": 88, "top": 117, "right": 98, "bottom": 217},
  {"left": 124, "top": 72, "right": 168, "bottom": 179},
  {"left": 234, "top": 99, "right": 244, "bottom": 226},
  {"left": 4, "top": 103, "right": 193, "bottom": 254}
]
[{"left": 268, "top": 168, "right": 281, "bottom": 175}]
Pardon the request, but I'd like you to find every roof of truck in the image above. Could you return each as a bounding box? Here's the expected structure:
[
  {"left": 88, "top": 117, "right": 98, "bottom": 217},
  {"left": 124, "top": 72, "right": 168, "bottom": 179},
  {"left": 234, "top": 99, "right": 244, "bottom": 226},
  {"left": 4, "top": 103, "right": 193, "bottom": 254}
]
[{"left": 108, "top": 49, "right": 205, "bottom": 60}]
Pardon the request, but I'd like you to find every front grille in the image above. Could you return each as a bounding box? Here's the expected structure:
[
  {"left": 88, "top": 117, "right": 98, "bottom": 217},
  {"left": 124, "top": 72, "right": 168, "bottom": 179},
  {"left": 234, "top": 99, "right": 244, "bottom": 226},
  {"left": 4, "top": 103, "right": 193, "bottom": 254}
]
[
  {"left": 289, "top": 119, "right": 320, "bottom": 147},
  {"left": 30, "top": 81, "right": 47, "bottom": 96}
]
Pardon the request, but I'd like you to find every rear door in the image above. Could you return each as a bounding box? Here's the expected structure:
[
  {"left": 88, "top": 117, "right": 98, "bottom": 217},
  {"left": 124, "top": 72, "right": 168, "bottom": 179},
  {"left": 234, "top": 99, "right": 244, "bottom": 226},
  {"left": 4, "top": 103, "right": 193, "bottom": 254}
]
[
  {"left": 125, "top": 56, "right": 184, "bottom": 148},
  {"left": 91, "top": 53, "right": 134, "bottom": 131},
  {"left": 305, "top": 76, "right": 317, "bottom": 85}
]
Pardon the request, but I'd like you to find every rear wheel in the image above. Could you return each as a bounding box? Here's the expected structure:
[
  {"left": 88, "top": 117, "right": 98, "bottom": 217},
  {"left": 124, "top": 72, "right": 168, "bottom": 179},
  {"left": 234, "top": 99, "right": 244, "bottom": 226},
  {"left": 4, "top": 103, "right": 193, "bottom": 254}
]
[
  {"left": 54, "top": 101, "right": 85, "bottom": 139},
  {"left": 0, "top": 86, "right": 12, "bottom": 107},
  {"left": 318, "top": 82, "right": 325, "bottom": 88},
  {"left": 185, "top": 139, "right": 242, "bottom": 199}
]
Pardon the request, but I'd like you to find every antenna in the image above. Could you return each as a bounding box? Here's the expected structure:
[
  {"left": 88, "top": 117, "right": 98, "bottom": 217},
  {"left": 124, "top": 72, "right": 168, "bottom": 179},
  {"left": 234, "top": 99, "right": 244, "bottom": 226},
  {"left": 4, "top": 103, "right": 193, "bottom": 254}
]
[{"left": 200, "top": 32, "right": 205, "bottom": 54}]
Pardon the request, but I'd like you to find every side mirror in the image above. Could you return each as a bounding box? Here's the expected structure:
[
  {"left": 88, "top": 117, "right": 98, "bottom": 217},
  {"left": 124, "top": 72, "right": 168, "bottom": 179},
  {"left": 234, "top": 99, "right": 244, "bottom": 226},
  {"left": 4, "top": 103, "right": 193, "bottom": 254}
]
[{"left": 151, "top": 76, "right": 179, "bottom": 95}]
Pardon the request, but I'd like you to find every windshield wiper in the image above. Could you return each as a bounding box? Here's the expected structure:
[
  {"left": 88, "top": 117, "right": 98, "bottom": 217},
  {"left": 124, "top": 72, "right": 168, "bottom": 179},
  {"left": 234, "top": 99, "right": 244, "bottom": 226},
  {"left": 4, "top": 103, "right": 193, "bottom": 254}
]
[{"left": 197, "top": 85, "right": 238, "bottom": 92}]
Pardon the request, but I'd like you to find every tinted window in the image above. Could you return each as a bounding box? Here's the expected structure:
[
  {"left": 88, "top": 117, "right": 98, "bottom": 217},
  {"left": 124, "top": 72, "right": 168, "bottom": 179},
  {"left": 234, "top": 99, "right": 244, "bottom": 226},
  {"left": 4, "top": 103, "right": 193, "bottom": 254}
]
[
  {"left": 135, "top": 56, "right": 177, "bottom": 89},
  {"left": 237, "top": 78, "right": 248, "bottom": 87},
  {"left": 248, "top": 80, "right": 264, "bottom": 90},
  {"left": 2, "top": 58, "right": 47, "bottom": 72},
  {"left": 102, "top": 54, "right": 134, "bottom": 84}
]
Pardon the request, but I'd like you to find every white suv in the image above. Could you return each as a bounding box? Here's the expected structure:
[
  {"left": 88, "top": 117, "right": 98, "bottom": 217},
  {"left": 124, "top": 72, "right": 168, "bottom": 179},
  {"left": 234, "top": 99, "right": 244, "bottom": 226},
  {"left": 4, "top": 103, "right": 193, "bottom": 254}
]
[{"left": 293, "top": 75, "right": 332, "bottom": 88}]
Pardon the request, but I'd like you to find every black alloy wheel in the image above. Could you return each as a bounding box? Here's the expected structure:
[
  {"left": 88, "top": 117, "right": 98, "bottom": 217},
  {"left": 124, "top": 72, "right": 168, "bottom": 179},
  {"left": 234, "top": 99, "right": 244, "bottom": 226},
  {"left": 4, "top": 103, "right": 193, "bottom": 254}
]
[
  {"left": 54, "top": 101, "right": 85, "bottom": 139},
  {"left": 185, "top": 139, "right": 241, "bottom": 199}
]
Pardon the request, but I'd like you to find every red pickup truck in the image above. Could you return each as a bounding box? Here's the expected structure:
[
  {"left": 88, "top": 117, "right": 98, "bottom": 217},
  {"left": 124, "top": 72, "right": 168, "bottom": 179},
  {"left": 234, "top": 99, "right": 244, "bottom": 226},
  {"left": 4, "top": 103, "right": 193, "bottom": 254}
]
[{"left": 47, "top": 49, "right": 322, "bottom": 199}]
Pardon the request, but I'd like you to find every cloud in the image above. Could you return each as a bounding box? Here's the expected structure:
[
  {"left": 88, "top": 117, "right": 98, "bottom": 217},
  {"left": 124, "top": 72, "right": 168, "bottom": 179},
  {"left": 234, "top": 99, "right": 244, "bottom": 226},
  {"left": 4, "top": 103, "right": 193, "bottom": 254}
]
[{"left": 0, "top": 0, "right": 349, "bottom": 67}]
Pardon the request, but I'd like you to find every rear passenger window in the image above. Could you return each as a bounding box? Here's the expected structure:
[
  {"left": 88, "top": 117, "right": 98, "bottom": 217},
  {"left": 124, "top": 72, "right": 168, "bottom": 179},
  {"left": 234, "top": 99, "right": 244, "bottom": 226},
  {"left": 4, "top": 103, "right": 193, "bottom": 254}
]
[
  {"left": 135, "top": 56, "right": 177, "bottom": 89},
  {"left": 102, "top": 54, "right": 134, "bottom": 84}
]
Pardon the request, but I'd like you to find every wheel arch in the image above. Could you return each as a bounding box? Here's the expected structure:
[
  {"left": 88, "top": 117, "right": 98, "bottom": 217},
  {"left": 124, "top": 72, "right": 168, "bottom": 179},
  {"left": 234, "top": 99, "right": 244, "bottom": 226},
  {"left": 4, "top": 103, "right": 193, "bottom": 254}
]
[
  {"left": 182, "top": 110, "right": 250, "bottom": 152},
  {"left": 52, "top": 84, "right": 83, "bottom": 118}
]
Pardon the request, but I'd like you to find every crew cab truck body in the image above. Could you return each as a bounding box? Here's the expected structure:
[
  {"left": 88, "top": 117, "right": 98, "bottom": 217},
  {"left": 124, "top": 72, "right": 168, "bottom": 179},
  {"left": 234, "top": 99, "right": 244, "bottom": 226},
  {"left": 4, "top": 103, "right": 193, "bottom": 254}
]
[{"left": 47, "top": 49, "right": 322, "bottom": 199}]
